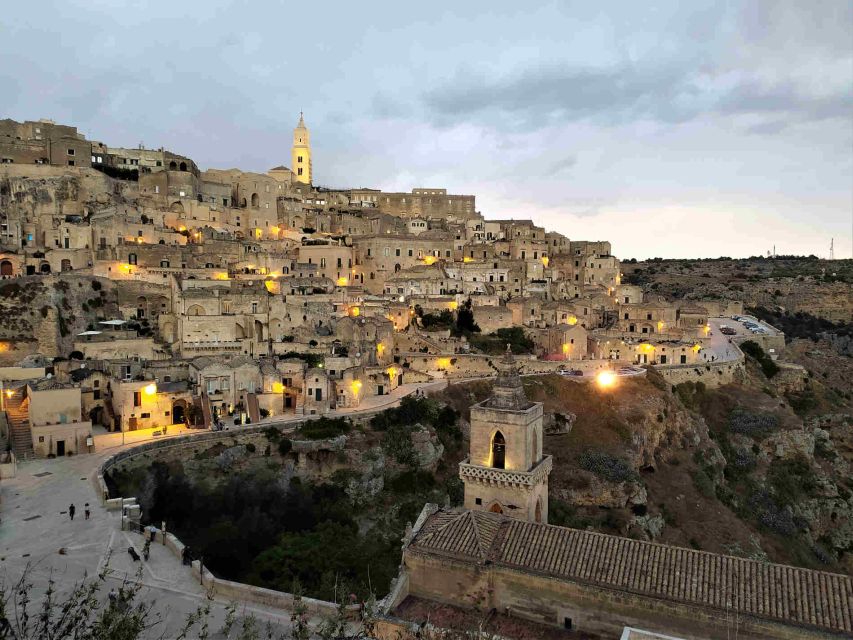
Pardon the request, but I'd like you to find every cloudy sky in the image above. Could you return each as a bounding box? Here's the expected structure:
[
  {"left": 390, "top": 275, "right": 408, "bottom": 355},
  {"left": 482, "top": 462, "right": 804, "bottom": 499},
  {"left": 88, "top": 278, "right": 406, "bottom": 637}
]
[{"left": 2, "top": 1, "right": 851, "bottom": 259}]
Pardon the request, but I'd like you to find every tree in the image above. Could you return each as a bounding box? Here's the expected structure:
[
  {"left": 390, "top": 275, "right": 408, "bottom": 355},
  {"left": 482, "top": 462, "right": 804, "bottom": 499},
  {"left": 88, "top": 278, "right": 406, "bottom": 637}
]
[{"left": 454, "top": 298, "right": 480, "bottom": 335}]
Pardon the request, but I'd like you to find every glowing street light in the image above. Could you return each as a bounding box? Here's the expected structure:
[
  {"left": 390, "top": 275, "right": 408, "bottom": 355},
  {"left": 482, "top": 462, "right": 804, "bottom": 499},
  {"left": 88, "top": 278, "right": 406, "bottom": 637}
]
[{"left": 596, "top": 370, "right": 617, "bottom": 389}]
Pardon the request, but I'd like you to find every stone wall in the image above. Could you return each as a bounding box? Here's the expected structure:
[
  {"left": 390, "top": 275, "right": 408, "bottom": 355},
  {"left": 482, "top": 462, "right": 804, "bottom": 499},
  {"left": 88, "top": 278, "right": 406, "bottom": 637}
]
[
  {"left": 401, "top": 551, "right": 833, "bottom": 640},
  {"left": 655, "top": 358, "right": 746, "bottom": 388}
]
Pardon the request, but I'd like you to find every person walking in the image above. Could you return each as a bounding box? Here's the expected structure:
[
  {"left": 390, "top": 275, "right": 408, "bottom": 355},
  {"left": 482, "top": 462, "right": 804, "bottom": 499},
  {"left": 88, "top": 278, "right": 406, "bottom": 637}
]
[
  {"left": 68, "top": 504, "right": 75, "bottom": 521},
  {"left": 84, "top": 503, "right": 90, "bottom": 520},
  {"left": 108, "top": 588, "right": 117, "bottom": 608}
]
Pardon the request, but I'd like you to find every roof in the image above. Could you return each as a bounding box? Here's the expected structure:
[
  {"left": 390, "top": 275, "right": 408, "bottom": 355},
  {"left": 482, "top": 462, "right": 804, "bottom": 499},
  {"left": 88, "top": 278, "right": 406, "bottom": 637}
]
[{"left": 408, "top": 508, "right": 853, "bottom": 636}]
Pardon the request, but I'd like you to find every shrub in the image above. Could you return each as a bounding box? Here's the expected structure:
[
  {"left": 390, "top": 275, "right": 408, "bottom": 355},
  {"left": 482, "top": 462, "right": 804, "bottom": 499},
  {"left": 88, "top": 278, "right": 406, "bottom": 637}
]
[
  {"left": 785, "top": 390, "right": 818, "bottom": 416},
  {"left": 297, "top": 417, "right": 350, "bottom": 440},
  {"left": 278, "top": 438, "right": 292, "bottom": 456},
  {"left": 245, "top": 442, "right": 256, "bottom": 453},
  {"left": 740, "top": 340, "right": 779, "bottom": 378},
  {"left": 259, "top": 408, "right": 270, "bottom": 418},
  {"left": 578, "top": 451, "right": 637, "bottom": 483},
  {"left": 382, "top": 423, "right": 416, "bottom": 467},
  {"left": 728, "top": 408, "right": 779, "bottom": 439},
  {"left": 691, "top": 469, "right": 716, "bottom": 498}
]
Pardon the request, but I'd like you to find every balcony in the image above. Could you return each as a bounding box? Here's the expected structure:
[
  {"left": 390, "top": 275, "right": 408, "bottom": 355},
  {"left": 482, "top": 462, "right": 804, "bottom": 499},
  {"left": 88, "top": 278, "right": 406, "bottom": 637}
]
[{"left": 459, "top": 455, "right": 552, "bottom": 487}]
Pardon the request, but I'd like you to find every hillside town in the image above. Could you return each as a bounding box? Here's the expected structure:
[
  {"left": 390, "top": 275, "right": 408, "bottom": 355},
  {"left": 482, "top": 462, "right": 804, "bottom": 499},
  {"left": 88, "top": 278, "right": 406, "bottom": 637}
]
[
  {"left": 3, "top": 115, "right": 849, "bottom": 640},
  {"left": 0, "top": 115, "right": 758, "bottom": 460}
]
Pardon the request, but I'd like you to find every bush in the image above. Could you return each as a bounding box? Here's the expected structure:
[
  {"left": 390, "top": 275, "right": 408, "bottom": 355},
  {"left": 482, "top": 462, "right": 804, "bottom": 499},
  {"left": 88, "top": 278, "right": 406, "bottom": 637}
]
[
  {"left": 728, "top": 408, "right": 779, "bottom": 439},
  {"left": 578, "top": 451, "right": 637, "bottom": 483},
  {"left": 691, "top": 469, "right": 716, "bottom": 498},
  {"left": 259, "top": 408, "right": 270, "bottom": 418},
  {"left": 297, "top": 417, "right": 350, "bottom": 440},
  {"left": 278, "top": 438, "right": 292, "bottom": 456},
  {"left": 767, "top": 455, "right": 818, "bottom": 504},
  {"left": 245, "top": 442, "right": 256, "bottom": 453},
  {"left": 382, "top": 423, "right": 416, "bottom": 467},
  {"left": 263, "top": 427, "right": 281, "bottom": 442},
  {"left": 785, "top": 390, "right": 818, "bottom": 416},
  {"left": 740, "top": 340, "right": 779, "bottom": 378}
]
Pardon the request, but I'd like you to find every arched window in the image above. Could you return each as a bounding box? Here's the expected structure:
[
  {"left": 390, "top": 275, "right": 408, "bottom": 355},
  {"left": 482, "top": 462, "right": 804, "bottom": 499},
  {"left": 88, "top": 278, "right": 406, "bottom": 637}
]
[
  {"left": 251, "top": 193, "right": 259, "bottom": 207},
  {"left": 179, "top": 161, "right": 187, "bottom": 171},
  {"left": 491, "top": 431, "right": 505, "bottom": 469},
  {"left": 535, "top": 498, "right": 542, "bottom": 523},
  {"left": 169, "top": 161, "right": 177, "bottom": 170}
]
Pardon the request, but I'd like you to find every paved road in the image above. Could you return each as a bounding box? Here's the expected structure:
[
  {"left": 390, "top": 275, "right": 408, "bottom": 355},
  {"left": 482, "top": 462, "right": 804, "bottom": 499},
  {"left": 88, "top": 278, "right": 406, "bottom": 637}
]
[{"left": 702, "top": 317, "right": 747, "bottom": 363}]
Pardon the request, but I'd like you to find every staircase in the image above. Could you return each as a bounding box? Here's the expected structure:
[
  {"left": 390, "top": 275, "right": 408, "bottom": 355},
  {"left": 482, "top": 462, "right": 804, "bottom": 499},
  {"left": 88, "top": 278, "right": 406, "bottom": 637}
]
[
  {"left": 246, "top": 393, "right": 261, "bottom": 424},
  {"left": 199, "top": 393, "right": 212, "bottom": 429},
  {"left": 5, "top": 392, "right": 34, "bottom": 460}
]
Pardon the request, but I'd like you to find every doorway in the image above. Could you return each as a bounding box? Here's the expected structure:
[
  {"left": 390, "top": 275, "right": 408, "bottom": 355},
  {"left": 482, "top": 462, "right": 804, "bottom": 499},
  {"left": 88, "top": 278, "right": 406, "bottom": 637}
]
[
  {"left": 56, "top": 440, "right": 65, "bottom": 456},
  {"left": 172, "top": 402, "right": 185, "bottom": 425}
]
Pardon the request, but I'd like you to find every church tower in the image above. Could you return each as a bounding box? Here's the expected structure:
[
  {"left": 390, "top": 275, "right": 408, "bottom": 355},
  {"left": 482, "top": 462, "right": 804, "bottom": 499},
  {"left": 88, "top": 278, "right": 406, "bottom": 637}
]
[
  {"left": 459, "top": 346, "right": 552, "bottom": 523},
  {"left": 291, "top": 112, "right": 312, "bottom": 185}
]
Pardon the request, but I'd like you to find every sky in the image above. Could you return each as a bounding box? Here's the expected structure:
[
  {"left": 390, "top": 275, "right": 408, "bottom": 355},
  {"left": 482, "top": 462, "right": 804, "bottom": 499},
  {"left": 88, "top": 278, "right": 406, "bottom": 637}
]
[{"left": 2, "top": 1, "right": 851, "bottom": 260}]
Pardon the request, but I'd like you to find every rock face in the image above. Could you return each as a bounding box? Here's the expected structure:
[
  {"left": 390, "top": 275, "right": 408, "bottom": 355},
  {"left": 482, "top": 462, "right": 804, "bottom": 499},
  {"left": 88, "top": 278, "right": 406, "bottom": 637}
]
[
  {"left": 556, "top": 475, "right": 647, "bottom": 509},
  {"left": 630, "top": 514, "right": 666, "bottom": 540},
  {"left": 545, "top": 411, "right": 575, "bottom": 435},
  {"left": 410, "top": 424, "right": 444, "bottom": 471}
]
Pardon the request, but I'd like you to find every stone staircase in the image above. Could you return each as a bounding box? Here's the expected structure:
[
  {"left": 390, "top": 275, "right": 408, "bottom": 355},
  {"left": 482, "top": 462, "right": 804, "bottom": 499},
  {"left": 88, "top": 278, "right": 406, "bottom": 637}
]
[{"left": 5, "top": 392, "right": 34, "bottom": 460}]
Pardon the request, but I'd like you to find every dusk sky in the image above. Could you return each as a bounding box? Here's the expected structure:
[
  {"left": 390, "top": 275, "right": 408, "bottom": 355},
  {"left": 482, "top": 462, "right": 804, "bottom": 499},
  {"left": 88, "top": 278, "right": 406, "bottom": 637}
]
[{"left": 2, "top": 1, "right": 851, "bottom": 259}]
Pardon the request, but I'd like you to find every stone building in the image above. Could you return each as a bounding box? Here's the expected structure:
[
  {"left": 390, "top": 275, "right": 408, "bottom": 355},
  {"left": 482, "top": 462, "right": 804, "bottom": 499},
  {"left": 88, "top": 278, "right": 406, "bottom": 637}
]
[
  {"left": 459, "top": 346, "right": 552, "bottom": 524},
  {"left": 389, "top": 505, "right": 851, "bottom": 639},
  {"left": 0, "top": 118, "right": 92, "bottom": 168}
]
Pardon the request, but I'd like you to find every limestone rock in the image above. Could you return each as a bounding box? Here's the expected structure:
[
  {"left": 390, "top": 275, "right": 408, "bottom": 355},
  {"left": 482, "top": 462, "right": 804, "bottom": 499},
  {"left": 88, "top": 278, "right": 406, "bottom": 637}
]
[
  {"left": 630, "top": 514, "right": 666, "bottom": 540},
  {"left": 410, "top": 424, "right": 444, "bottom": 471},
  {"left": 215, "top": 445, "right": 247, "bottom": 471},
  {"left": 558, "top": 474, "right": 647, "bottom": 509}
]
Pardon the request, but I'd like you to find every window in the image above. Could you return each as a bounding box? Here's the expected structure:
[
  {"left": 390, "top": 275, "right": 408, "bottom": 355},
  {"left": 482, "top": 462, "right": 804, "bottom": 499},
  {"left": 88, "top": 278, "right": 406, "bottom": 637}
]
[
  {"left": 680, "top": 355, "right": 687, "bottom": 364},
  {"left": 298, "top": 156, "right": 303, "bottom": 163},
  {"left": 491, "top": 432, "right": 506, "bottom": 469},
  {"left": 140, "top": 412, "right": 150, "bottom": 419},
  {"left": 298, "top": 168, "right": 303, "bottom": 176},
  {"left": 251, "top": 302, "right": 258, "bottom": 314},
  {"left": 67, "top": 148, "right": 75, "bottom": 156},
  {"left": 475, "top": 498, "right": 482, "bottom": 505},
  {"left": 128, "top": 253, "right": 137, "bottom": 265},
  {"left": 133, "top": 392, "right": 141, "bottom": 407}
]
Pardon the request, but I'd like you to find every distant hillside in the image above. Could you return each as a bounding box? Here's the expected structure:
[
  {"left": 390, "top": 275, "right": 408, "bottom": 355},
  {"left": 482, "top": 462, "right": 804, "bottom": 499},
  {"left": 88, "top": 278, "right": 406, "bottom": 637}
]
[{"left": 622, "top": 256, "right": 853, "bottom": 322}]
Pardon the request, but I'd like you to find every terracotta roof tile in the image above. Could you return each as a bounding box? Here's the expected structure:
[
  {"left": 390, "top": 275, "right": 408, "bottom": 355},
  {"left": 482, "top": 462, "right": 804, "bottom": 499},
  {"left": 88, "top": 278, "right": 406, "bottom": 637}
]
[{"left": 409, "top": 508, "right": 853, "bottom": 635}]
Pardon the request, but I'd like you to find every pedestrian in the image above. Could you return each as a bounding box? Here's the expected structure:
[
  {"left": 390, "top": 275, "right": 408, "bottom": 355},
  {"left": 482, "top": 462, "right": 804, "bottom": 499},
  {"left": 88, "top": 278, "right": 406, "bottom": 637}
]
[
  {"left": 68, "top": 504, "right": 75, "bottom": 521},
  {"left": 84, "top": 503, "right": 90, "bottom": 520},
  {"left": 108, "top": 588, "right": 117, "bottom": 608}
]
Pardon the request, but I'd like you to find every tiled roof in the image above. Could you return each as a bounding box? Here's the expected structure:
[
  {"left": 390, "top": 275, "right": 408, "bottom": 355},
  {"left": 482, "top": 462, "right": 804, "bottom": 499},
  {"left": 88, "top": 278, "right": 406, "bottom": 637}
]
[{"left": 408, "top": 508, "right": 853, "bottom": 635}]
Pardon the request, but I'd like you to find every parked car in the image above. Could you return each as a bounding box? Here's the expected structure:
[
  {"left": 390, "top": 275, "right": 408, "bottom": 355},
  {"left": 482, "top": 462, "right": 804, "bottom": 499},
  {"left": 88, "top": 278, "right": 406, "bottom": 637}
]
[{"left": 720, "top": 327, "right": 736, "bottom": 335}]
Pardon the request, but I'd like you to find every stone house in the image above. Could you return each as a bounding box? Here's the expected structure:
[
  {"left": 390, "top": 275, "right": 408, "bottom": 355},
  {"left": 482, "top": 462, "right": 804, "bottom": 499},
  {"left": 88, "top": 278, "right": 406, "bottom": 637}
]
[{"left": 26, "top": 379, "right": 92, "bottom": 457}]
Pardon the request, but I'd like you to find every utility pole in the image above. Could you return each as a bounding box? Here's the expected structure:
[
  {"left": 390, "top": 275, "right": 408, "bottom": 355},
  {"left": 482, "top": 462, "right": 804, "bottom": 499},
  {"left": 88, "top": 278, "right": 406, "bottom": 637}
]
[{"left": 830, "top": 238, "right": 834, "bottom": 260}]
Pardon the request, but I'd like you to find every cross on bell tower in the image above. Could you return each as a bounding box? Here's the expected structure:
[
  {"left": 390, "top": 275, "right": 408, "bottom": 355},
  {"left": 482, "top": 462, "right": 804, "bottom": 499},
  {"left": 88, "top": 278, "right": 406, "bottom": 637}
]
[{"left": 459, "top": 345, "right": 552, "bottom": 523}]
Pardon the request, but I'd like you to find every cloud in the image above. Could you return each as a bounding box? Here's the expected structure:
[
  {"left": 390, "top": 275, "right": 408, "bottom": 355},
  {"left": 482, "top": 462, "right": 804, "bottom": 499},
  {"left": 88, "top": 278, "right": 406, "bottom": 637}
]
[
  {"left": 545, "top": 155, "right": 578, "bottom": 176},
  {"left": 420, "top": 63, "right": 851, "bottom": 135}
]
